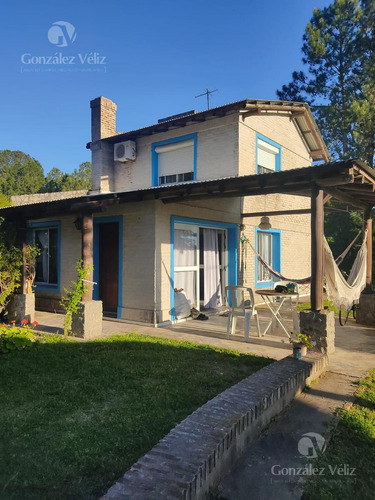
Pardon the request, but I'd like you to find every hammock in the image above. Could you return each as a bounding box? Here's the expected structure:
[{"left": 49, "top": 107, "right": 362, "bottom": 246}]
[
  {"left": 324, "top": 231, "right": 367, "bottom": 312},
  {"left": 245, "top": 230, "right": 362, "bottom": 285}
]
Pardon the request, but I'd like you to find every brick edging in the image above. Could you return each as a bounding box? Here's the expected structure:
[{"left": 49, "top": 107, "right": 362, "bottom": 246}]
[{"left": 102, "top": 354, "right": 328, "bottom": 500}]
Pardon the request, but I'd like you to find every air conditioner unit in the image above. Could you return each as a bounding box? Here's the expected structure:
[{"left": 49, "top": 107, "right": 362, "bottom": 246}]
[{"left": 114, "top": 140, "right": 136, "bottom": 162}]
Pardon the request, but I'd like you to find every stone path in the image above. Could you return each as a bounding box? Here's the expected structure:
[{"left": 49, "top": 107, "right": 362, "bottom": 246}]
[{"left": 217, "top": 371, "right": 356, "bottom": 499}]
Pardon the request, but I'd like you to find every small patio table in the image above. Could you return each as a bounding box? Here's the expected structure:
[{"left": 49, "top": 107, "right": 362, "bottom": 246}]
[{"left": 255, "top": 289, "right": 299, "bottom": 339}]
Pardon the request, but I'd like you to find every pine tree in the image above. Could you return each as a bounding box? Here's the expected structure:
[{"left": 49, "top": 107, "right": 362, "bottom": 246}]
[{"left": 277, "top": 0, "right": 374, "bottom": 166}]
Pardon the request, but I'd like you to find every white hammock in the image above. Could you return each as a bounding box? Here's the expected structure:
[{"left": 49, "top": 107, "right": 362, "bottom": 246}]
[{"left": 324, "top": 231, "right": 367, "bottom": 312}]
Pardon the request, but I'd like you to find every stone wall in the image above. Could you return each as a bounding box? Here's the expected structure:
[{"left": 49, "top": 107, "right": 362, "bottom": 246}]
[
  {"left": 300, "top": 309, "right": 335, "bottom": 354},
  {"left": 102, "top": 353, "right": 328, "bottom": 500},
  {"left": 356, "top": 292, "right": 375, "bottom": 326},
  {"left": 10, "top": 191, "right": 87, "bottom": 206}
]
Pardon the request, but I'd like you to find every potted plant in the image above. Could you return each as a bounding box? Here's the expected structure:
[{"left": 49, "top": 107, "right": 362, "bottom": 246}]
[{"left": 290, "top": 333, "right": 314, "bottom": 358}]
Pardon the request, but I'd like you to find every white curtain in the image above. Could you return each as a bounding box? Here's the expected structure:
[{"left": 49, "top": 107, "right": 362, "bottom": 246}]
[
  {"left": 258, "top": 232, "right": 272, "bottom": 282},
  {"left": 174, "top": 228, "right": 198, "bottom": 306},
  {"left": 203, "top": 228, "right": 222, "bottom": 309}
]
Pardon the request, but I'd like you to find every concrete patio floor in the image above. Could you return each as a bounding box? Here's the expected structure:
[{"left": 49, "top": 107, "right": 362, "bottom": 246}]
[{"left": 35, "top": 308, "right": 375, "bottom": 378}]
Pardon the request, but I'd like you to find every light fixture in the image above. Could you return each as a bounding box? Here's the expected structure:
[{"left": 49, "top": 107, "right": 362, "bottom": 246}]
[
  {"left": 73, "top": 217, "right": 83, "bottom": 231},
  {"left": 258, "top": 216, "right": 271, "bottom": 230}
]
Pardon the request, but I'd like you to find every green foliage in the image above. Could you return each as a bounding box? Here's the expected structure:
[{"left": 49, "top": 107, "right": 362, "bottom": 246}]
[
  {"left": 303, "top": 367, "right": 375, "bottom": 498},
  {"left": 355, "top": 368, "right": 375, "bottom": 409},
  {"left": 40, "top": 162, "right": 91, "bottom": 193},
  {"left": 0, "top": 150, "right": 45, "bottom": 196},
  {"left": 277, "top": 0, "right": 374, "bottom": 166},
  {"left": 0, "top": 220, "right": 22, "bottom": 314},
  {"left": 325, "top": 209, "right": 365, "bottom": 275},
  {"left": 0, "top": 219, "right": 40, "bottom": 314},
  {"left": 60, "top": 260, "right": 92, "bottom": 336},
  {"left": 0, "top": 150, "right": 91, "bottom": 201},
  {"left": 0, "top": 193, "right": 11, "bottom": 208},
  {"left": 0, "top": 323, "right": 36, "bottom": 354},
  {"left": 295, "top": 333, "right": 314, "bottom": 349},
  {"left": 0, "top": 333, "right": 272, "bottom": 498}
]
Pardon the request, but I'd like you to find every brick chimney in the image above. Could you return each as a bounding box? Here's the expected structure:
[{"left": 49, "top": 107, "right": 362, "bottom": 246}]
[
  {"left": 90, "top": 96, "right": 117, "bottom": 142},
  {"left": 89, "top": 97, "right": 117, "bottom": 193}
]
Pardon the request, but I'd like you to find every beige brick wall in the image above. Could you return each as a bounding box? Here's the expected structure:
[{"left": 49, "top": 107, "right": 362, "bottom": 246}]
[
  {"left": 110, "top": 114, "right": 239, "bottom": 192},
  {"left": 239, "top": 112, "right": 311, "bottom": 176},
  {"left": 238, "top": 112, "right": 312, "bottom": 299}
]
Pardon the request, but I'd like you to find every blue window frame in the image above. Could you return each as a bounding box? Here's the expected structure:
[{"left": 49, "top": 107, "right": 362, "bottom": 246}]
[
  {"left": 27, "top": 221, "right": 61, "bottom": 292},
  {"left": 152, "top": 133, "right": 197, "bottom": 187},
  {"left": 170, "top": 216, "right": 238, "bottom": 321},
  {"left": 256, "top": 133, "right": 281, "bottom": 174},
  {"left": 255, "top": 227, "right": 281, "bottom": 289}
]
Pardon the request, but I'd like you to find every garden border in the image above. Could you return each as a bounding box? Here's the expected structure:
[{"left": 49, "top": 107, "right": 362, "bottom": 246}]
[{"left": 102, "top": 353, "right": 328, "bottom": 500}]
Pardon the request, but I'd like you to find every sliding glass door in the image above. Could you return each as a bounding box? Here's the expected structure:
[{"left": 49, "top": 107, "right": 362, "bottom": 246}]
[
  {"left": 174, "top": 223, "right": 227, "bottom": 310},
  {"left": 174, "top": 224, "right": 200, "bottom": 307}
]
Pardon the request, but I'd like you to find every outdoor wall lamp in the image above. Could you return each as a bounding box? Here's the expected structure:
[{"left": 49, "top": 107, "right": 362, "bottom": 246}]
[
  {"left": 73, "top": 217, "right": 83, "bottom": 231},
  {"left": 258, "top": 216, "right": 271, "bottom": 230}
]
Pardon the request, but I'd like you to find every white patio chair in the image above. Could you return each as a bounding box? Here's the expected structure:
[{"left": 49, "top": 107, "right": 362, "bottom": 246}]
[
  {"left": 225, "top": 286, "right": 260, "bottom": 342},
  {"left": 272, "top": 281, "right": 299, "bottom": 332}
]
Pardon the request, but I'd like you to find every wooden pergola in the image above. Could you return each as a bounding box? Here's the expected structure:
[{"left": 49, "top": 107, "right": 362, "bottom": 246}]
[{"left": 2, "top": 159, "right": 374, "bottom": 311}]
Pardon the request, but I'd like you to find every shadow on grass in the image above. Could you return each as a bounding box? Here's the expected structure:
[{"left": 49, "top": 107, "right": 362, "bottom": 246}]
[{"left": 0, "top": 333, "right": 273, "bottom": 500}]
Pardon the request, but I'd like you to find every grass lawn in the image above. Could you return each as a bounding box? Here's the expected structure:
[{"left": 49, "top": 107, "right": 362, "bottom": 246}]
[
  {"left": 0, "top": 333, "right": 273, "bottom": 499},
  {"left": 303, "top": 368, "right": 375, "bottom": 499}
]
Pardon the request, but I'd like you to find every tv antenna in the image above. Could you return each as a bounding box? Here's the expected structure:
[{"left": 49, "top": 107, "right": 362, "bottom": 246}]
[{"left": 195, "top": 88, "right": 218, "bottom": 110}]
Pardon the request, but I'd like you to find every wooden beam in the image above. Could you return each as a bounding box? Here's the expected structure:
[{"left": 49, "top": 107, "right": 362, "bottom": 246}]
[
  {"left": 322, "top": 186, "right": 370, "bottom": 210},
  {"left": 316, "top": 174, "right": 354, "bottom": 187},
  {"left": 161, "top": 182, "right": 313, "bottom": 204},
  {"left": 241, "top": 206, "right": 349, "bottom": 218},
  {"left": 323, "top": 194, "right": 332, "bottom": 204},
  {"left": 82, "top": 213, "right": 94, "bottom": 302},
  {"left": 240, "top": 108, "right": 261, "bottom": 119},
  {"left": 364, "top": 207, "right": 373, "bottom": 290},
  {"left": 311, "top": 186, "right": 324, "bottom": 311},
  {"left": 242, "top": 209, "right": 311, "bottom": 217},
  {"left": 290, "top": 111, "right": 306, "bottom": 118}
]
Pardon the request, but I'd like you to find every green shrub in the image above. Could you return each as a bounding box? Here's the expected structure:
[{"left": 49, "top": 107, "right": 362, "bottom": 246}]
[
  {"left": 0, "top": 322, "right": 36, "bottom": 354},
  {"left": 60, "top": 260, "right": 92, "bottom": 337}
]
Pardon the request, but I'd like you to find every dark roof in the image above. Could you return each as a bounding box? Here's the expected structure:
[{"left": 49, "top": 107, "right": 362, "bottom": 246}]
[
  {"left": 86, "top": 98, "right": 329, "bottom": 162},
  {"left": 1, "top": 160, "right": 374, "bottom": 221}
]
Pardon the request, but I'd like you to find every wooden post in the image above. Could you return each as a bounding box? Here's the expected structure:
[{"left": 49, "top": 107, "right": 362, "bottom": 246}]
[
  {"left": 364, "top": 207, "right": 373, "bottom": 291},
  {"left": 311, "top": 185, "right": 324, "bottom": 311},
  {"left": 22, "top": 241, "right": 27, "bottom": 294},
  {"left": 16, "top": 226, "right": 27, "bottom": 294},
  {"left": 82, "top": 213, "right": 94, "bottom": 302}
]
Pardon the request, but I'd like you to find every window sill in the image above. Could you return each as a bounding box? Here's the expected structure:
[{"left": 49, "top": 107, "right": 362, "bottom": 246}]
[
  {"left": 34, "top": 283, "right": 60, "bottom": 293},
  {"left": 256, "top": 281, "right": 273, "bottom": 289}
]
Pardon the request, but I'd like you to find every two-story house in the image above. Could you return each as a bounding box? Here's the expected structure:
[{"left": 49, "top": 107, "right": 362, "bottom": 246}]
[{"left": 7, "top": 97, "right": 329, "bottom": 325}]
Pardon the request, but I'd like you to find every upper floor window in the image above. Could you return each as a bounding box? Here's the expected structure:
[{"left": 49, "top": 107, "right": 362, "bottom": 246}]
[
  {"left": 28, "top": 221, "right": 60, "bottom": 288},
  {"left": 256, "top": 134, "right": 281, "bottom": 174},
  {"left": 152, "top": 134, "right": 197, "bottom": 187}
]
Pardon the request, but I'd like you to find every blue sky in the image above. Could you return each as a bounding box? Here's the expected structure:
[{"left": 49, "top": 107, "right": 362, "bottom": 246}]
[{"left": 0, "top": 0, "right": 331, "bottom": 174}]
